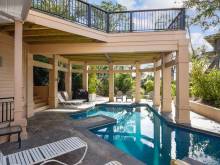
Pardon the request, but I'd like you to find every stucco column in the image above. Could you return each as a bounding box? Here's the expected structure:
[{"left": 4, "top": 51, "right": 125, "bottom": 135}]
[
  {"left": 83, "top": 62, "right": 88, "bottom": 91},
  {"left": 161, "top": 54, "right": 172, "bottom": 112},
  {"left": 175, "top": 41, "right": 190, "bottom": 123},
  {"left": 65, "top": 61, "right": 72, "bottom": 98},
  {"left": 27, "top": 53, "right": 34, "bottom": 118},
  {"left": 135, "top": 62, "right": 141, "bottom": 103},
  {"left": 49, "top": 55, "right": 58, "bottom": 108},
  {"left": 109, "top": 63, "right": 114, "bottom": 102},
  {"left": 153, "top": 60, "right": 161, "bottom": 106},
  {"left": 13, "top": 21, "right": 27, "bottom": 139}
]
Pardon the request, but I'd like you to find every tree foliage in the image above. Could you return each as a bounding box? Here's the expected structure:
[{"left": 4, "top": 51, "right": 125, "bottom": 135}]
[
  {"left": 184, "top": 0, "right": 220, "bottom": 30},
  {"left": 99, "top": 0, "right": 127, "bottom": 12}
]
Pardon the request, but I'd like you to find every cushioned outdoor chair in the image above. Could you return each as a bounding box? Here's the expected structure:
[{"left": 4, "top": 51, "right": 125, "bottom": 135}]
[
  {"left": 0, "top": 137, "right": 88, "bottom": 165},
  {"left": 116, "top": 91, "right": 123, "bottom": 102}
]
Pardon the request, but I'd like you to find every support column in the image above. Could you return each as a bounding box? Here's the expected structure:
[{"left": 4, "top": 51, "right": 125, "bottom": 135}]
[
  {"left": 27, "top": 53, "right": 34, "bottom": 118},
  {"left": 109, "top": 63, "right": 114, "bottom": 102},
  {"left": 135, "top": 62, "right": 141, "bottom": 103},
  {"left": 161, "top": 54, "right": 172, "bottom": 112},
  {"left": 175, "top": 41, "right": 190, "bottom": 123},
  {"left": 65, "top": 61, "right": 72, "bottom": 99},
  {"left": 49, "top": 55, "right": 58, "bottom": 108},
  {"left": 83, "top": 62, "right": 88, "bottom": 91},
  {"left": 153, "top": 60, "right": 161, "bottom": 106},
  {"left": 12, "top": 21, "right": 27, "bottom": 139}
]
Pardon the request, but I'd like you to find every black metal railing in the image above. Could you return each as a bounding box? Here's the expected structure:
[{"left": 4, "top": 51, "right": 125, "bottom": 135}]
[
  {"left": 31, "top": 0, "right": 185, "bottom": 33},
  {"left": 0, "top": 97, "right": 14, "bottom": 123}
]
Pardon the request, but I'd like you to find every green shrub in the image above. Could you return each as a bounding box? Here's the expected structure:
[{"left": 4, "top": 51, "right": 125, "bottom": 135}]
[
  {"left": 88, "top": 70, "right": 97, "bottom": 94},
  {"left": 191, "top": 58, "right": 220, "bottom": 107},
  {"left": 144, "top": 80, "right": 154, "bottom": 94},
  {"left": 114, "top": 74, "right": 134, "bottom": 94},
  {"left": 171, "top": 80, "right": 176, "bottom": 98}
]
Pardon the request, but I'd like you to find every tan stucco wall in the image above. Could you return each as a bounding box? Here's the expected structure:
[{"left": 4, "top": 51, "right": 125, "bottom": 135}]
[
  {"left": 190, "top": 101, "right": 220, "bottom": 123},
  {"left": 34, "top": 86, "right": 49, "bottom": 101}
]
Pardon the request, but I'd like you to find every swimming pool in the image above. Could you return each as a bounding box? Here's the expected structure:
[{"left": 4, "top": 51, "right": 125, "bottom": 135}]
[{"left": 71, "top": 105, "right": 220, "bottom": 165}]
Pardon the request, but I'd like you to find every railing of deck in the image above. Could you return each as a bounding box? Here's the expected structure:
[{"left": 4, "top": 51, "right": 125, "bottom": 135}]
[
  {"left": 0, "top": 97, "right": 14, "bottom": 123},
  {"left": 31, "top": 0, "right": 185, "bottom": 33}
]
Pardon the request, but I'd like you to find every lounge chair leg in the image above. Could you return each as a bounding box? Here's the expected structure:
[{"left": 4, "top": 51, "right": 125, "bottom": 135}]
[
  {"left": 73, "top": 144, "right": 88, "bottom": 165},
  {"left": 40, "top": 159, "right": 68, "bottom": 165}
]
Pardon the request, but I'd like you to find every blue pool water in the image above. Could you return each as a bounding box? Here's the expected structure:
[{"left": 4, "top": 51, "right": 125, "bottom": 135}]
[{"left": 71, "top": 105, "right": 220, "bottom": 165}]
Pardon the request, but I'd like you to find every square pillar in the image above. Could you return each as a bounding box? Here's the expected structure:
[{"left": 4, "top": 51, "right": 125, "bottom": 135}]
[
  {"left": 49, "top": 55, "right": 58, "bottom": 108},
  {"left": 65, "top": 61, "right": 72, "bottom": 99},
  {"left": 83, "top": 62, "right": 88, "bottom": 91},
  {"left": 27, "top": 53, "right": 34, "bottom": 118},
  {"left": 161, "top": 54, "right": 172, "bottom": 112},
  {"left": 12, "top": 21, "right": 27, "bottom": 139},
  {"left": 153, "top": 60, "right": 161, "bottom": 106},
  {"left": 109, "top": 63, "right": 114, "bottom": 102},
  {"left": 135, "top": 62, "right": 141, "bottom": 103},
  {"left": 175, "top": 41, "right": 190, "bottom": 123}
]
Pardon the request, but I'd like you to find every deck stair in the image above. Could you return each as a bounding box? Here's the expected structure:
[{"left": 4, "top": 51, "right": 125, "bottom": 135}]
[{"left": 34, "top": 95, "right": 49, "bottom": 112}]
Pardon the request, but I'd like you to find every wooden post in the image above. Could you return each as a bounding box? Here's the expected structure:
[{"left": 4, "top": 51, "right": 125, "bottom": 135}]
[
  {"left": 153, "top": 60, "right": 161, "bottom": 106},
  {"left": 12, "top": 21, "right": 27, "bottom": 139},
  {"left": 83, "top": 62, "right": 88, "bottom": 91},
  {"left": 27, "top": 53, "right": 34, "bottom": 118},
  {"left": 175, "top": 41, "right": 190, "bottom": 123},
  {"left": 161, "top": 54, "right": 172, "bottom": 112},
  {"left": 48, "top": 55, "right": 58, "bottom": 108},
  {"left": 109, "top": 63, "right": 114, "bottom": 102},
  {"left": 135, "top": 62, "right": 141, "bottom": 103},
  {"left": 65, "top": 61, "right": 72, "bottom": 98}
]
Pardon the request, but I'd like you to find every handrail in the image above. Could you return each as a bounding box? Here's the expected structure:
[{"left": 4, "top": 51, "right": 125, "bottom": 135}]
[
  {"left": 0, "top": 97, "right": 14, "bottom": 123},
  {"left": 31, "top": 0, "right": 185, "bottom": 33}
]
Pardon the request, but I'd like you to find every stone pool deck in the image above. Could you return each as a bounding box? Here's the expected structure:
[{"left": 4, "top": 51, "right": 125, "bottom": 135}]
[{"left": 0, "top": 111, "right": 144, "bottom": 165}]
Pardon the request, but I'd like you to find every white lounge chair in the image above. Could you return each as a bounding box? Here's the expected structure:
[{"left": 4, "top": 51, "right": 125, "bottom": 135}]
[
  {"left": 0, "top": 137, "right": 88, "bottom": 165},
  {"left": 58, "top": 92, "right": 86, "bottom": 106}
]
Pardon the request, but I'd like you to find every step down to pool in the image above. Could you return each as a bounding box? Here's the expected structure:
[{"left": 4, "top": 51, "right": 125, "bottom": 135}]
[{"left": 73, "top": 115, "right": 117, "bottom": 129}]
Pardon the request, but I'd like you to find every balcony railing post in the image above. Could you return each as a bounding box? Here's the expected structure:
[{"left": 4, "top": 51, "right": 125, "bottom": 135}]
[
  {"left": 88, "top": 4, "right": 92, "bottom": 27},
  {"left": 130, "top": 11, "right": 133, "bottom": 32},
  {"left": 180, "top": 8, "right": 186, "bottom": 30},
  {"left": 106, "top": 13, "right": 110, "bottom": 33}
]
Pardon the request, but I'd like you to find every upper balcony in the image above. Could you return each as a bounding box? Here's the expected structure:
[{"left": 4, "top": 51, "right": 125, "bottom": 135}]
[{"left": 31, "top": 0, "right": 186, "bottom": 33}]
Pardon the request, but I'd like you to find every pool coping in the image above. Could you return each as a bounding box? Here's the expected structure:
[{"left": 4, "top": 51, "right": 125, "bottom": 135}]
[{"left": 71, "top": 102, "right": 220, "bottom": 139}]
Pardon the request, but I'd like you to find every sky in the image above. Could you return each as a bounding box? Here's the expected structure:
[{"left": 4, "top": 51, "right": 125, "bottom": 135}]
[{"left": 88, "top": 0, "right": 218, "bottom": 52}]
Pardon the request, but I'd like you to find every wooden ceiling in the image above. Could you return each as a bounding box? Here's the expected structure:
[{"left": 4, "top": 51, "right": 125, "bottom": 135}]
[
  {"left": 0, "top": 22, "right": 101, "bottom": 44},
  {"left": 62, "top": 53, "right": 161, "bottom": 63},
  {"left": 0, "top": 22, "right": 162, "bottom": 63}
]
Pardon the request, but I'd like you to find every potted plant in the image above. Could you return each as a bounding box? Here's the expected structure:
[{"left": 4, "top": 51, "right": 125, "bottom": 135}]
[{"left": 88, "top": 71, "right": 97, "bottom": 102}]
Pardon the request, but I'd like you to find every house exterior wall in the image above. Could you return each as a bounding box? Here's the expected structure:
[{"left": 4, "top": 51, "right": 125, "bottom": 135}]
[
  {"left": 0, "top": 32, "right": 29, "bottom": 142},
  {"left": 0, "top": 33, "right": 15, "bottom": 98}
]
